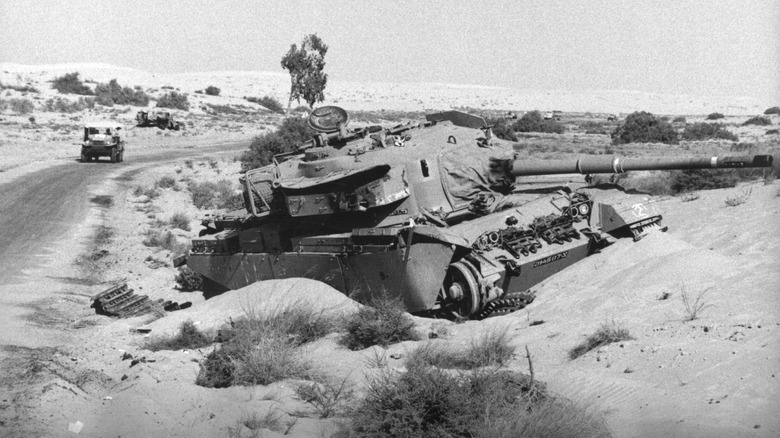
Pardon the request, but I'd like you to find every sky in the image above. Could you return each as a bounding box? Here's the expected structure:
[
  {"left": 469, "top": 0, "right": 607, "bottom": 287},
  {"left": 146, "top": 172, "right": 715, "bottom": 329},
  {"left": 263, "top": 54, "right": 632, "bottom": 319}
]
[{"left": 1, "top": 0, "right": 778, "bottom": 102}]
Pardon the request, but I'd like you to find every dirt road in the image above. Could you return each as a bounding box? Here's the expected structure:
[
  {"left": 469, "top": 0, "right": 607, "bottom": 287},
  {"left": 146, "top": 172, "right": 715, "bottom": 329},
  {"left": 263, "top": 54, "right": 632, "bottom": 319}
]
[{"left": 0, "top": 141, "right": 248, "bottom": 286}]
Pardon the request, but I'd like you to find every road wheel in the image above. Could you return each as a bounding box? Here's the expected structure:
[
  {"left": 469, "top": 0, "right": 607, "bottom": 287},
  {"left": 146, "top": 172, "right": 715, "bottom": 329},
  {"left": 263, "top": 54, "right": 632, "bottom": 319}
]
[{"left": 440, "top": 260, "right": 481, "bottom": 319}]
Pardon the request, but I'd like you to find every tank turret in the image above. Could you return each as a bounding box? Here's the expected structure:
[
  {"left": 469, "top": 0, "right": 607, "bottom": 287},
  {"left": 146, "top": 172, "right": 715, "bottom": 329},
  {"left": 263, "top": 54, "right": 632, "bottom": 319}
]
[{"left": 183, "top": 107, "right": 773, "bottom": 319}]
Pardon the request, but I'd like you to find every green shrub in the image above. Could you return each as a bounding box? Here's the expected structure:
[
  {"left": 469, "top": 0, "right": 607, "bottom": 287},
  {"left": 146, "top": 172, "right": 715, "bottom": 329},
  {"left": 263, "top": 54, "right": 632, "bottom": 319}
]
[
  {"left": 240, "top": 116, "right": 314, "bottom": 171},
  {"left": 346, "top": 364, "right": 604, "bottom": 438},
  {"left": 763, "top": 106, "right": 780, "bottom": 115},
  {"left": 580, "top": 120, "right": 610, "bottom": 135},
  {"left": 156, "top": 91, "right": 190, "bottom": 110},
  {"left": 133, "top": 185, "right": 160, "bottom": 199},
  {"left": 407, "top": 329, "right": 514, "bottom": 370},
  {"left": 706, "top": 112, "right": 725, "bottom": 120},
  {"left": 670, "top": 168, "right": 755, "bottom": 193},
  {"left": 681, "top": 122, "right": 738, "bottom": 141},
  {"left": 743, "top": 116, "right": 771, "bottom": 126},
  {"left": 204, "top": 86, "right": 220, "bottom": 96},
  {"left": 196, "top": 306, "right": 334, "bottom": 388},
  {"left": 42, "top": 96, "right": 95, "bottom": 113},
  {"left": 512, "top": 110, "right": 565, "bottom": 134},
  {"left": 611, "top": 111, "right": 678, "bottom": 145},
  {"left": 340, "top": 295, "right": 420, "bottom": 351},
  {"left": 94, "top": 79, "right": 150, "bottom": 106},
  {"left": 142, "top": 229, "right": 178, "bottom": 251},
  {"left": 569, "top": 321, "right": 633, "bottom": 360},
  {"left": 51, "top": 72, "right": 93, "bottom": 95},
  {"left": 175, "top": 266, "right": 203, "bottom": 291},
  {"left": 146, "top": 321, "right": 212, "bottom": 351},
  {"left": 487, "top": 117, "right": 517, "bottom": 141},
  {"left": 155, "top": 175, "right": 176, "bottom": 189},
  {"left": 9, "top": 98, "right": 34, "bottom": 114},
  {"left": 1, "top": 83, "right": 39, "bottom": 93},
  {"left": 187, "top": 180, "right": 243, "bottom": 210},
  {"left": 245, "top": 95, "right": 284, "bottom": 113},
  {"left": 672, "top": 116, "right": 686, "bottom": 123},
  {"left": 169, "top": 212, "right": 191, "bottom": 231}
]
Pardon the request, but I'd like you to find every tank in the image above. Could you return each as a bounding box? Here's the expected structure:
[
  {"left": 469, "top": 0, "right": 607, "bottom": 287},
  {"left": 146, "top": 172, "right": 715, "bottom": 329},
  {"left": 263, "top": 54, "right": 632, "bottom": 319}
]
[{"left": 182, "top": 107, "right": 773, "bottom": 319}]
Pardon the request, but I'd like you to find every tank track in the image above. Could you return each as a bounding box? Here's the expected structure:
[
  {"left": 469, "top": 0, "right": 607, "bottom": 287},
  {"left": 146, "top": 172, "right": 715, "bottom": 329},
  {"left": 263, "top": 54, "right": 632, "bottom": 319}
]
[{"left": 476, "top": 289, "right": 536, "bottom": 320}]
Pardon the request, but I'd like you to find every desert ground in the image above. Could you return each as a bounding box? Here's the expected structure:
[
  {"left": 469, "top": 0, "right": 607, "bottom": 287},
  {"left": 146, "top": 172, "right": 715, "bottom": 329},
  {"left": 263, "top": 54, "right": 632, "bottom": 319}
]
[{"left": 0, "top": 63, "right": 778, "bottom": 437}]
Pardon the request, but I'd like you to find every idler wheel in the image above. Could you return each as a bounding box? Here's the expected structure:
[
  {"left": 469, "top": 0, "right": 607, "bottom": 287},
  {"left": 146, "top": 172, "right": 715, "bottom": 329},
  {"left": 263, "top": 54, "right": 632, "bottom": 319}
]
[{"left": 441, "top": 261, "right": 480, "bottom": 319}]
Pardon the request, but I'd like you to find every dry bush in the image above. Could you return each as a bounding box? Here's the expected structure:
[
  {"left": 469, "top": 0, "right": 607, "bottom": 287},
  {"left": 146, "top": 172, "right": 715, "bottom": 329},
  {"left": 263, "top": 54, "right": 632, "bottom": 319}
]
[
  {"left": 204, "top": 85, "right": 221, "bottom": 96},
  {"left": 680, "top": 192, "right": 700, "bottom": 202},
  {"left": 681, "top": 122, "right": 738, "bottom": 141},
  {"left": 512, "top": 110, "right": 565, "bottom": 134},
  {"left": 94, "top": 79, "right": 149, "bottom": 106},
  {"left": 296, "top": 375, "right": 355, "bottom": 418},
  {"left": 681, "top": 285, "right": 713, "bottom": 321},
  {"left": 187, "top": 180, "right": 243, "bottom": 210},
  {"left": 156, "top": 91, "right": 190, "bottom": 110},
  {"left": 142, "top": 229, "right": 178, "bottom": 251},
  {"left": 724, "top": 187, "right": 752, "bottom": 207},
  {"left": 569, "top": 321, "right": 633, "bottom": 360},
  {"left": 240, "top": 116, "right": 314, "bottom": 170},
  {"left": 743, "top": 116, "right": 771, "bottom": 126},
  {"left": 407, "top": 329, "right": 514, "bottom": 370},
  {"left": 133, "top": 185, "right": 160, "bottom": 199},
  {"left": 155, "top": 176, "right": 176, "bottom": 189},
  {"left": 245, "top": 95, "right": 284, "bottom": 113},
  {"left": 196, "top": 305, "right": 335, "bottom": 388},
  {"left": 706, "top": 112, "right": 725, "bottom": 120},
  {"left": 168, "top": 212, "right": 191, "bottom": 231},
  {"left": 145, "top": 320, "right": 212, "bottom": 351},
  {"left": 174, "top": 266, "right": 203, "bottom": 291},
  {"left": 344, "top": 364, "right": 603, "bottom": 438},
  {"left": 611, "top": 111, "right": 677, "bottom": 145},
  {"left": 9, "top": 98, "right": 34, "bottom": 114},
  {"left": 672, "top": 116, "right": 687, "bottom": 123},
  {"left": 229, "top": 409, "right": 294, "bottom": 436},
  {"left": 764, "top": 106, "right": 780, "bottom": 115},
  {"left": 42, "top": 96, "right": 95, "bottom": 113},
  {"left": 340, "top": 295, "right": 420, "bottom": 350},
  {"left": 51, "top": 72, "right": 93, "bottom": 95},
  {"left": 486, "top": 117, "right": 517, "bottom": 141}
]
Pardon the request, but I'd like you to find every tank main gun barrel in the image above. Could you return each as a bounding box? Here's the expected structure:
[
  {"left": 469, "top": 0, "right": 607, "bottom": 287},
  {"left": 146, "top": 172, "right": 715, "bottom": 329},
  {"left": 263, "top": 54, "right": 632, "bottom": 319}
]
[{"left": 500, "top": 155, "right": 773, "bottom": 177}]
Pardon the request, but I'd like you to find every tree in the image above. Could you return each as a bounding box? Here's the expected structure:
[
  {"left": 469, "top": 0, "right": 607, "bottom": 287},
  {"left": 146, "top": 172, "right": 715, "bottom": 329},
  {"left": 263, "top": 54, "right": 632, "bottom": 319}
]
[{"left": 280, "top": 34, "right": 328, "bottom": 116}]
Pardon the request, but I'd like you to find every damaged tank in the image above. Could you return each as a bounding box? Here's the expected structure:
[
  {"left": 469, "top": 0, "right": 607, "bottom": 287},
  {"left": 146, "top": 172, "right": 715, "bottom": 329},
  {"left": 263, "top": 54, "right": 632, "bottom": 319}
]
[{"left": 182, "top": 106, "right": 773, "bottom": 319}]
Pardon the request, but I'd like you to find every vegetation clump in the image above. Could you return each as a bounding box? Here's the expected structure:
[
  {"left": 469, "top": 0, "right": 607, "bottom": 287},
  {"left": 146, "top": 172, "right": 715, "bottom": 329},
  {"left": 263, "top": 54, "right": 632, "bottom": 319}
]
[
  {"left": 9, "top": 98, "right": 34, "bottom": 114},
  {"left": 42, "top": 96, "right": 95, "bottom": 113},
  {"left": 196, "top": 306, "right": 334, "bottom": 388},
  {"left": 187, "top": 180, "right": 243, "bottom": 210},
  {"left": 156, "top": 91, "right": 190, "bottom": 110},
  {"left": 407, "top": 329, "right": 514, "bottom": 370},
  {"left": 240, "top": 116, "right": 314, "bottom": 171},
  {"left": 245, "top": 95, "right": 285, "bottom": 113},
  {"left": 204, "top": 85, "right": 221, "bottom": 96},
  {"left": 569, "top": 321, "right": 633, "bottom": 360},
  {"left": 348, "top": 360, "right": 609, "bottom": 438},
  {"left": 146, "top": 321, "right": 212, "bottom": 351},
  {"left": 94, "top": 79, "right": 150, "bottom": 106},
  {"left": 764, "top": 106, "right": 780, "bottom": 115},
  {"left": 340, "top": 295, "right": 420, "bottom": 350},
  {"left": 512, "top": 110, "right": 565, "bottom": 134},
  {"left": 175, "top": 266, "right": 203, "bottom": 291},
  {"left": 51, "top": 72, "right": 94, "bottom": 95},
  {"left": 706, "top": 112, "right": 725, "bottom": 120},
  {"left": 487, "top": 117, "right": 517, "bottom": 141},
  {"left": 681, "top": 122, "right": 738, "bottom": 141},
  {"left": 611, "top": 111, "right": 677, "bottom": 145},
  {"left": 743, "top": 116, "right": 771, "bottom": 126}
]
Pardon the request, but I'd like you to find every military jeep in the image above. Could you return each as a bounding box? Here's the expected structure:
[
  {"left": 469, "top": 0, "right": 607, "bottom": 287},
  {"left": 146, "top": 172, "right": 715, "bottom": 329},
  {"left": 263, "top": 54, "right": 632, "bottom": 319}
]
[{"left": 80, "top": 122, "right": 125, "bottom": 163}]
